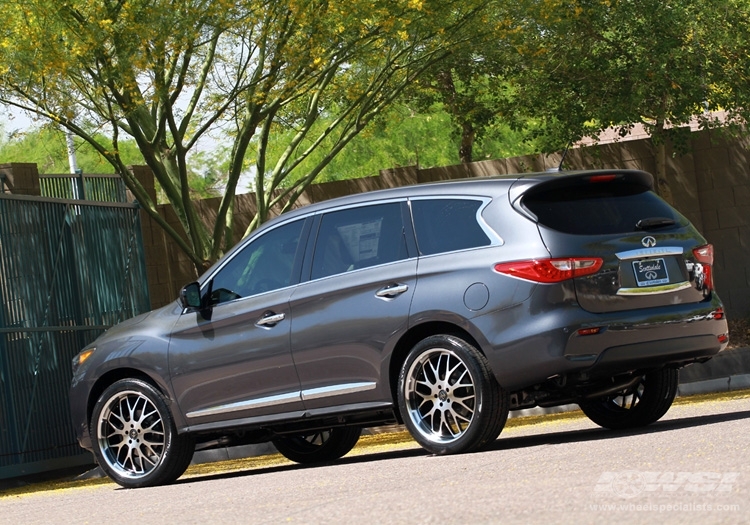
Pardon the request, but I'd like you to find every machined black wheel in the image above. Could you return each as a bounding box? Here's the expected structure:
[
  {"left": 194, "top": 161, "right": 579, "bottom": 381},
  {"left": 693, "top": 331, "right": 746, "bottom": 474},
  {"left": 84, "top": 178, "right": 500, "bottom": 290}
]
[
  {"left": 91, "top": 379, "right": 194, "bottom": 488},
  {"left": 398, "top": 335, "right": 509, "bottom": 455},
  {"left": 272, "top": 427, "right": 362, "bottom": 464},
  {"left": 579, "top": 368, "right": 678, "bottom": 430}
]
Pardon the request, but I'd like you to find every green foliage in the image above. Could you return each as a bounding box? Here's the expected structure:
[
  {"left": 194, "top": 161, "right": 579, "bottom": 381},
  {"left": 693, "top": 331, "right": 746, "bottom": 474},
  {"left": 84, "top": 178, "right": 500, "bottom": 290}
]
[
  {"left": 0, "top": 124, "right": 143, "bottom": 173},
  {"left": 0, "top": 0, "right": 489, "bottom": 270},
  {"left": 500, "top": 0, "right": 750, "bottom": 150},
  {"left": 243, "top": 101, "right": 535, "bottom": 187}
]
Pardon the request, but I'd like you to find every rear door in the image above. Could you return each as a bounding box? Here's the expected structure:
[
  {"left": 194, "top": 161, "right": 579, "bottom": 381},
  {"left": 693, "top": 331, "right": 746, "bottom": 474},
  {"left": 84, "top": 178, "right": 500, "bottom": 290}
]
[
  {"left": 289, "top": 201, "right": 417, "bottom": 410},
  {"left": 517, "top": 171, "right": 713, "bottom": 313}
]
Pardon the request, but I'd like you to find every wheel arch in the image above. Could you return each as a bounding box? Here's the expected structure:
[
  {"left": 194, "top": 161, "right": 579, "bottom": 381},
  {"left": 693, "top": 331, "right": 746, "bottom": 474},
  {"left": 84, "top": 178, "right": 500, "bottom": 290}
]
[
  {"left": 388, "top": 321, "right": 484, "bottom": 419},
  {"left": 86, "top": 368, "right": 174, "bottom": 432}
]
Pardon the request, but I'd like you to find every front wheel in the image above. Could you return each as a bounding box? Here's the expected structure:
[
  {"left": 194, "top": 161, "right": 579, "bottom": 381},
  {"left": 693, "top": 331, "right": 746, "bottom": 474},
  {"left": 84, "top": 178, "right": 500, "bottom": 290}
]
[
  {"left": 90, "top": 378, "right": 194, "bottom": 488},
  {"left": 272, "top": 427, "right": 362, "bottom": 464},
  {"left": 579, "top": 368, "right": 678, "bottom": 430},
  {"left": 397, "top": 335, "right": 509, "bottom": 455}
]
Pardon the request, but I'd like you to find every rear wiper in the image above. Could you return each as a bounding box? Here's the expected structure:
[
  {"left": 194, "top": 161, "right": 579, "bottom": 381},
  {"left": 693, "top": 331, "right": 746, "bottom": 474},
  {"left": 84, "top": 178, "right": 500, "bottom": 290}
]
[{"left": 635, "top": 217, "right": 676, "bottom": 230}]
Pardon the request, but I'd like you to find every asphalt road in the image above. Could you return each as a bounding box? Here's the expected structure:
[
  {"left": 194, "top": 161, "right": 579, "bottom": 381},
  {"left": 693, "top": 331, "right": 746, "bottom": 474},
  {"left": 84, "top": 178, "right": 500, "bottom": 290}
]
[{"left": 3, "top": 394, "right": 749, "bottom": 524}]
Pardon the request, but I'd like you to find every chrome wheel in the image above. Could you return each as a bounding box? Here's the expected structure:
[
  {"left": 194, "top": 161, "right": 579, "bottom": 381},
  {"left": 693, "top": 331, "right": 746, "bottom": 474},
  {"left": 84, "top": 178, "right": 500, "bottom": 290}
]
[
  {"left": 398, "top": 335, "right": 508, "bottom": 455},
  {"left": 96, "top": 389, "right": 166, "bottom": 478},
  {"left": 404, "top": 348, "right": 477, "bottom": 444},
  {"left": 91, "top": 379, "right": 194, "bottom": 488}
]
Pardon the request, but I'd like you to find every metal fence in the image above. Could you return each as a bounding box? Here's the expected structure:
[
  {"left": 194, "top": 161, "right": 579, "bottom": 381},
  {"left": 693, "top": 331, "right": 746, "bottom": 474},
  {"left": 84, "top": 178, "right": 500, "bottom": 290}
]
[
  {"left": 40, "top": 173, "right": 128, "bottom": 202},
  {"left": 0, "top": 194, "right": 150, "bottom": 478}
]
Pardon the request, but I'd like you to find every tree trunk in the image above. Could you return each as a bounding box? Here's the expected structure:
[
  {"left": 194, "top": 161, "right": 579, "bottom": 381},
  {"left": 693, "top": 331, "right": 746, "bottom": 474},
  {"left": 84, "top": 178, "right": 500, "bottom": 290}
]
[
  {"left": 652, "top": 122, "right": 675, "bottom": 206},
  {"left": 459, "top": 121, "right": 475, "bottom": 164}
]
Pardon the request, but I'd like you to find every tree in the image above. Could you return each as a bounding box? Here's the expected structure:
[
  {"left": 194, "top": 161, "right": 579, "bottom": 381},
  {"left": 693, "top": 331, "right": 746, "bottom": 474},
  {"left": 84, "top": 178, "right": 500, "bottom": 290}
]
[
  {"left": 0, "top": 123, "right": 143, "bottom": 173},
  {"left": 400, "top": 5, "right": 520, "bottom": 164},
  {"left": 0, "top": 0, "right": 486, "bottom": 271},
  {"left": 498, "top": 0, "right": 750, "bottom": 202}
]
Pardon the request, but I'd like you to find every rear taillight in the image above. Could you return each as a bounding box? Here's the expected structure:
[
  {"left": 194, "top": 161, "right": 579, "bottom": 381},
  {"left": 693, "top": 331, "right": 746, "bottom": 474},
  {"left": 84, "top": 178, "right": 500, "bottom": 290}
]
[
  {"left": 693, "top": 244, "right": 714, "bottom": 292},
  {"left": 494, "top": 257, "right": 603, "bottom": 283}
]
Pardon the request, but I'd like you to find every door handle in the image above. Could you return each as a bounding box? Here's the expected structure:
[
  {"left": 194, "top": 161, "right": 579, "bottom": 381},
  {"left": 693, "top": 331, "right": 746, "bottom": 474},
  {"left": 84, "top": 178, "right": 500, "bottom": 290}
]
[
  {"left": 376, "top": 284, "right": 409, "bottom": 298},
  {"left": 256, "top": 312, "right": 285, "bottom": 327}
]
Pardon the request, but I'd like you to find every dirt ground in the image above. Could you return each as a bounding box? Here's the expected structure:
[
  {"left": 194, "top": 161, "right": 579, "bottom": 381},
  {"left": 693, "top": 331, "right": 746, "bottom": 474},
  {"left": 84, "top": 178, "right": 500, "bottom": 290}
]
[{"left": 728, "top": 316, "right": 750, "bottom": 348}]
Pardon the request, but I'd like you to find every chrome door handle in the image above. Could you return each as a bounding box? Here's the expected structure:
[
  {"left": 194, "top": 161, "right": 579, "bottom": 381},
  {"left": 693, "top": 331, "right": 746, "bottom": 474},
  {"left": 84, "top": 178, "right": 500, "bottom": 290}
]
[
  {"left": 256, "top": 312, "right": 285, "bottom": 327},
  {"left": 376, "top": 284, "right": 409, "bottom": 298}
]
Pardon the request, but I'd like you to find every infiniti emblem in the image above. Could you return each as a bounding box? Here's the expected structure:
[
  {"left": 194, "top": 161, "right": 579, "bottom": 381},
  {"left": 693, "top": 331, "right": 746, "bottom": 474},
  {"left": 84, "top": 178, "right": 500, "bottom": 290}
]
[{"left": 641, "top": 236, "right": 657, "bottom": 248}]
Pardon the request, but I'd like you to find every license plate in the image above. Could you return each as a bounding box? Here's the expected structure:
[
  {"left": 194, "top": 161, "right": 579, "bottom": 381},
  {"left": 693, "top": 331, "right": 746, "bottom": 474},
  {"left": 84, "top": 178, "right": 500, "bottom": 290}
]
[{"left": 632, "top": 258, "right": 670, "bottom": 287}]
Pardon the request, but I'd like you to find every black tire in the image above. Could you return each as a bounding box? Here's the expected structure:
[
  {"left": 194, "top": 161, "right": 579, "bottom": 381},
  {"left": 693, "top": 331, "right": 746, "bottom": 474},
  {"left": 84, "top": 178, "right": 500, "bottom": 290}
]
[
  {"left": 579, "top": 368, "right": 678, "bottom": 430},
  {"left": 272, "top": 427, "right": 362, "bottom": 464},
  {"left": 397, "top": 334, "right": 509, "bottom": 455},
  {"left": 90, "top": 378, "right": 195, "bottom": 488}
]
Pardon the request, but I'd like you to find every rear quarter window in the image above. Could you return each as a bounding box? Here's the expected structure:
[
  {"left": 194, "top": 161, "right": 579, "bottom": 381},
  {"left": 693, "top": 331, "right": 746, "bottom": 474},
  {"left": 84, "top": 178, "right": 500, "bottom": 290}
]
[
  {"left": 523, "top": 182, "right": 683, "bottom": 235},
  {"left": 411, "top": 198, "right": 491, "bottom": 255}
]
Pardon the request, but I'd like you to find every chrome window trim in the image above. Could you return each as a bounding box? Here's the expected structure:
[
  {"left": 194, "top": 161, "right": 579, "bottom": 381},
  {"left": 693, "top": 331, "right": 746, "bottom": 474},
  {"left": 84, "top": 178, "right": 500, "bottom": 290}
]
[{"left": 308, "top": 197, "right": 407, "bottom": 216}]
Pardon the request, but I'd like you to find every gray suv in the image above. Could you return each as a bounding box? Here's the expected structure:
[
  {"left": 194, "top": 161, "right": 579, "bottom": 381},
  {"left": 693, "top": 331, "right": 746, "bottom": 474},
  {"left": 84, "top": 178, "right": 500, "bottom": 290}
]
[{"left": 70, "top": 169, "right": 729, "bottom": 487}]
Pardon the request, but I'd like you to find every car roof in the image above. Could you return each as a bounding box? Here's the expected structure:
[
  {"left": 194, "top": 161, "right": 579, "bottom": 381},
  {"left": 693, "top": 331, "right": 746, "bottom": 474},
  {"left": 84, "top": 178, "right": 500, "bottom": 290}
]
[{"left": 269, "top": 168, "right": 653, "bottom": 224}]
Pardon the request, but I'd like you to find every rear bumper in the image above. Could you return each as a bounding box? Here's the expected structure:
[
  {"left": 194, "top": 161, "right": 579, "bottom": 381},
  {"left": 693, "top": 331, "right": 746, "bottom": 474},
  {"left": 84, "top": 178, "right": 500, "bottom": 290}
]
[{"left": 479, "top": 289, "right": 728, "bottom": 390}]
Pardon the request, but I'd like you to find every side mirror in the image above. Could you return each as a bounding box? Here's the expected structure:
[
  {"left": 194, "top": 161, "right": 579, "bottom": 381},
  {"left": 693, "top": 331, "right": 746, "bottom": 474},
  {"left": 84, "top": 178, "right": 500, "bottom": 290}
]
[{"left": 179, "top": 282, "right": 202, "bottom": 309}]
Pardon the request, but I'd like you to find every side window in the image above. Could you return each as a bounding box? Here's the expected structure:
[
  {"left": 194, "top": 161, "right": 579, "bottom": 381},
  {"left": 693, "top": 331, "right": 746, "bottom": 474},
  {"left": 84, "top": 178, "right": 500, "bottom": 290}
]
[
  {"left": 209, "top": 220, "right": 305, "bottom": 305},
  {"left": 311, "top": 202, "right": 407, "bottom": 280},
  {"left": 411, "top": 199, "right": 491, "bottom": 256}
]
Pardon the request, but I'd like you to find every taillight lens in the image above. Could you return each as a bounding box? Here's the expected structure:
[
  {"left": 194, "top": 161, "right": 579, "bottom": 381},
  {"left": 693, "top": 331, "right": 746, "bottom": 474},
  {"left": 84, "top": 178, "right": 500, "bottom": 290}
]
[
  {"left": 692, "top": 244, "right": 714, "bottom": 292},
  {"left": 494, "top": 257, "right": 603, "bottom": 283}
]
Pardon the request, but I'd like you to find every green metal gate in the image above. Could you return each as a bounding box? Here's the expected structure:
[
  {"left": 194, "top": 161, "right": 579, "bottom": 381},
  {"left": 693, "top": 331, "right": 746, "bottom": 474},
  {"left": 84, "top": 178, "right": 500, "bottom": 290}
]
[{"left": 0, "top": 194, "right": 150, "bottom": 478}]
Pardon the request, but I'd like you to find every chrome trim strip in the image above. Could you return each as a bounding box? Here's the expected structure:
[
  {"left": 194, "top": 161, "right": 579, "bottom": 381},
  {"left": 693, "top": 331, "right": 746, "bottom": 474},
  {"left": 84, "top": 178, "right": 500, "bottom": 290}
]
[
  {"left": 186, "top": 391, "right": 302, "bottom": 418},
  {"left": 301, "top": 382, "right": 377, "bottom": 401},
  {"left": 617, "top": 281, "right": 693, "bottom": 296},
  {"left": 616, "top": 246, "right": 684, "bottom": 260}
]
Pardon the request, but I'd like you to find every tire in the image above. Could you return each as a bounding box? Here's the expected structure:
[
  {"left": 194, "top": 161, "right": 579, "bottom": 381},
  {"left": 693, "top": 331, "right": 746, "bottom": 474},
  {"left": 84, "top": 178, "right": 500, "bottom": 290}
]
[
  {"left": 272, "top": 427, "right": 362, "bottom": 464},
  {"left": 579, "top": 368, "right": 678, "bottom": 430},
  {"left": 90, "top": 378, "right": 195, "bottom": 488},
  {"left": 397, "top": 335, "right": 509, "bottom": 455}
]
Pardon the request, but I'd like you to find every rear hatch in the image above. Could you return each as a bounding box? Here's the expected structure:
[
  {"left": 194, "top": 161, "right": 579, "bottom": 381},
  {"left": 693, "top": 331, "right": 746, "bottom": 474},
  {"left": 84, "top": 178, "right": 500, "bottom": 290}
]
[{"left": 512, "top": 170, "right": 714, "bottom": 314}]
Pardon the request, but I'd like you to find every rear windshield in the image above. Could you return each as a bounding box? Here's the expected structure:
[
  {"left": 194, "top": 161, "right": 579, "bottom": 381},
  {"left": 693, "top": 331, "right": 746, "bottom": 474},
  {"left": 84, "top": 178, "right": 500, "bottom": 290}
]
[{"left": 523, "top": 182, "right": 683, "bottom": 235}]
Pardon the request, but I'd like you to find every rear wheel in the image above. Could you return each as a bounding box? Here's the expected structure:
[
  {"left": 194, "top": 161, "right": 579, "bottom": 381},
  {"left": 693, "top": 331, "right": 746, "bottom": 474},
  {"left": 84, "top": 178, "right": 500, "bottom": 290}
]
[
  {"left": 272, "top": 427, "right": 361, "bottom": 464},
  {"left": 579, "top": 368, "right": 678, "bottom": 430},
  {"left": 90, "top": 378, "right": 194, "bottom": 488},
  {"left": 398, "top": 335, "right": 508, "bottom": 455}
]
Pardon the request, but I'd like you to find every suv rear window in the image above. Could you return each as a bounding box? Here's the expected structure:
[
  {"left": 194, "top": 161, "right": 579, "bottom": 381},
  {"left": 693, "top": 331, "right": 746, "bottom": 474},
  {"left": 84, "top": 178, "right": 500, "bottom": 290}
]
[
  {"left": 523, "top": 182, "right": 682, "bottom": 235},
  {"left": 312, "top": 202, "right": 408, "bottom": 279},
  {"left": 411, "top": 199, "right": 491, "bottom": 255}
]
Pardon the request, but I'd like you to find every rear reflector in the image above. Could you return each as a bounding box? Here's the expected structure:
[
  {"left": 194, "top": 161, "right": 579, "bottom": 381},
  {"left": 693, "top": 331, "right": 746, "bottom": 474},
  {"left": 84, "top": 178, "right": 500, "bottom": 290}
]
[
  {"left": 577, "top": 327, "right": 602, "bottom": 336},
  {"left": 693, "top": 244, "right": 714, "bottom": 265},
  {"left": 692, "top": 244, "right": 714, "bottom": 292},
  {"left": 718, "top": 334, "right": 729, "bottom": 344},
  {"left": 494, "top": 257, "right": 603, "bottom": 283}
]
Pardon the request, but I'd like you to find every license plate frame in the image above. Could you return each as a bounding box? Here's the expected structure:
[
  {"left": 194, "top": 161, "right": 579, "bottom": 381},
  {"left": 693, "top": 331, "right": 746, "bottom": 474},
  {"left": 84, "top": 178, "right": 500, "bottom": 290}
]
[{"left": 632, "top": 258, "right": 670, "bottom": 287}]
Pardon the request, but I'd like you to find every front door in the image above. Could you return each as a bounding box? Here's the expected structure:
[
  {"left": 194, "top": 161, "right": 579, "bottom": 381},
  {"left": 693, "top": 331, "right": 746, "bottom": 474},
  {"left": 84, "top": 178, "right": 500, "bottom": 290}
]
[{"left": 169, "top": 219, "right": 308, "bottom": 427}]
